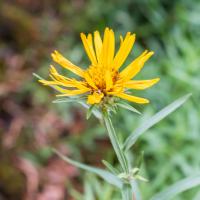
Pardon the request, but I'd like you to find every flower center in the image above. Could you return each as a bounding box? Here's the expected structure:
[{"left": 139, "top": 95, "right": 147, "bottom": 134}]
[{"left": 86, "top": 65, "right": 119, "bottom": 94}]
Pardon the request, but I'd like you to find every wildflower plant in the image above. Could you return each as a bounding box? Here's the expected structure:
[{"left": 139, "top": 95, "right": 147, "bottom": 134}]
[{"left": 34, "top": 28, "right": 199, "bottom": 200}]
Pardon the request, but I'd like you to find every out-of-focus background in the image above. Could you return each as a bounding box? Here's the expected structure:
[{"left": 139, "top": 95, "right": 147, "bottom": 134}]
[{"left": 0, "top": 0, "right": 200, "bottom": 199}]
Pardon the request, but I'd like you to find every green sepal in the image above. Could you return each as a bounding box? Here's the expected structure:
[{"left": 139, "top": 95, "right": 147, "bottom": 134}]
[
  {"left": 87, "top": 105, "right": 96, "bottom": 119},
  {"left": 116, "top": 102, "right": 141, "bottom": 114},
  {"left": 102, "top": 160, "right": 121, "bottom": 175}
]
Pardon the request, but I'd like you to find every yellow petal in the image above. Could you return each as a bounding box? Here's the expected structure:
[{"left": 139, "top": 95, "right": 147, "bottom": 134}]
[
  {"left": 105, "top": 70, "right": 113, "bottom": 91},
  {"left": 49, "top": 66, "right": 89, "bottom": 90},
  {"left": 112, "top": 32, "right": 136, "bottom": 70},
  {"left": 94, "top": 31, "right": 103, "bottom": 63},
  {"left": 56, "top": 88, "right": 90, "bottom": 96},
  {"left": 70, "top": 80, "right": 89, "bottom": 90},
  {"left": 101, "top": 28, "right": 109, "bottom": 67},
  {"left": 49, "top": 66, "right": 75, "bottom": 84},
  {"left": 87, "top": 92, "right": 104, "bottom": 104},
  {"left": 80, "top": 33, "right": 97, "bottom": 65},
  {"left": 125, "top": 78, "right": 160, "bottom": 90},
  {"left": 120, "top": 51, "right": 154, "bottom": 80},
  {"left": 107, "top": 29, "right": 115, "bottom": 67},
  {"left": 120, "top": 35, "right": 123, "bottom": 45},
  {"left": 114, "top": 92, "right": 149, "bottom": 104},
  {"left": 51, "top": 51, "right": 84, "bottom": 77},
  {"left": 40, "top": 66, "right": 89, "bottom": 91},
  {"left": 101, "top": 28, "right": 115, "bottom": 68},
  {"left": 84, "top": 72, "right": 98, "bottom": 89},
  {"left": 39, "top": 80, "right": 74, "bottom": 87},
  {"left": 49, "top": 65, "right": 71, "bottom": 81}
]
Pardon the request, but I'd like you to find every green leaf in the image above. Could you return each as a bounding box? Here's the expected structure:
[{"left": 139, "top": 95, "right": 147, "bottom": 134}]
[
  {"left": 106, "top": 104, "right": 117, "bottom": 114},
  {"left": 33, "top": 73, "right": 44, "bottom": 80},
  {"left": 87, "top": 105, "right": 95, "bottom": 119},
  {"left": 102, "top": 160, "right": 120, "bottom": 175},
  {"left": 53, "top": 148, "right": 122, "bottom": 188},
  {"left": 116, "top": 102, "right": 141, "bottom": 114},
  {"left": 150, "top": 174, "right": 200, "bottom": 200},
  {"left": 123, "top": 93, "right": 192, "bottom": 151},
  {"left": 84, "top": 175, "right": 95, "bottom": 200},
  {"left": 53, "top": 98, "right": 83, "bottom": 104}
]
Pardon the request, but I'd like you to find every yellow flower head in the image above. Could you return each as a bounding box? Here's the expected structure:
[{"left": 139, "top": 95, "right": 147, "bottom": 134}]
[{"left": 39, "top": 28, "right": 159, "bottom": 105}]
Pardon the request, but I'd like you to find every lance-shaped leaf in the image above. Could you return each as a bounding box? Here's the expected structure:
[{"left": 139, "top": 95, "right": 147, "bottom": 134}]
[
  {"left": 53, "top": 98, "right": 84, "bottom": 104},
  {"left": 123, "top": 94, "right": 192, "bottom": 151},
  {"left": 53, "top": 149, "right": 122, "bottom": 188},
  {"left": 150, "top": 174, "right": 200, "bottom": 200},
  {"left": 116, "top": 102, "right": 141, "bottom": 114}
]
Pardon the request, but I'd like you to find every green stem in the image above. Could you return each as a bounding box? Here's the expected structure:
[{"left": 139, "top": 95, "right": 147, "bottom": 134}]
[
  {"left": 122, "top": 184, "right": 132, "bottom": 200},
  {"left": 103, "top": 111, "right": 132, "bottom": 200},
  {"left": 103, "top": 111, "right": 129, "bottom": 173}
]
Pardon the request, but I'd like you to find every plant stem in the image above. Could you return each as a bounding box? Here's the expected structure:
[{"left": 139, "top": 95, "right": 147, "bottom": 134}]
[
  {"left": 103, "top": 111, "right": 132, "bottom": 200},
  {"left": 103, "top": 111, "right": 129, "bottom": 173},
  {"left": 122, "top": 184, "right": 132, "bottom": 200}
]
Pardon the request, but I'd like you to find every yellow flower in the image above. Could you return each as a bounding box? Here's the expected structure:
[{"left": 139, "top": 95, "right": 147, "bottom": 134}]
[{"left": 39, "top": 28, "right": 159, "bottom": 105}]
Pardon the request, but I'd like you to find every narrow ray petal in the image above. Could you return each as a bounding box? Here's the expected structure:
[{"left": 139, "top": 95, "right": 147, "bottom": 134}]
[
  {"left": 49, "top": 65, "right": 70, "bottom": 81},
  {"left": 84, "top": 72, "right": 98, "bottom": 89},
  {"left": 51, "top": 51, "right": 84, "bottom": 77},
  {"left": 112, "top": 33, "right": 136, "bottom": 70},
  {"left": 125, "top": 78, "right": 160, "bottom": 90},
  {"left": 56, "top": 88, "right": 90, "bottom": 96},
  {"left": 39, "top": 77, "right": 89, "bottom": 90},
  {"left": 120, "top": 51, "right": 154, "bottom": 80},
  {"left": 49, "top": 65, "right": 73, "bottom": 84},
  {"left": 49, "top": 66, "right": 88, "bottom": 89},
  {"left": 114, "top": 93, "right": 149, "bottom": 104},
  {"left": 39, "top": 80, "right": 74, "bottom": 87},
  {"left": 80, "top": 33, "right": 97, "bottom": 65},
  {"left": 70, "top": 80, "right": 89, "bottom": 90},
  {"left": 107, "top": 29, "right": 115, "bottom": 67},
  {"left": 101, "top": 28, "right": 115, "bottom": 68},
  {"left": 40, "top": 65, "right": 89, "bottom": 91},
  {"left": 94, "top": 31, "right": 103, "bottom": 63},
  {"left": 105, "top": 70, "right": 113, "bottom": 91},
  {"left": 120, "top": 35, "right": 123, "bottom": 45},
  {"left": 101, "top": 28, "right": 110, "bottom": 67}
]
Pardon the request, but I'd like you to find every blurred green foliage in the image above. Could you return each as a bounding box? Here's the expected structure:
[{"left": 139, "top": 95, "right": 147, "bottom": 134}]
[{"left": 0, "top": 0, "right": 200, "bottom": 199}]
